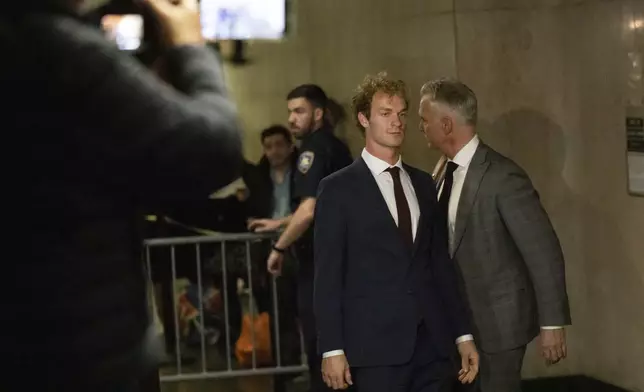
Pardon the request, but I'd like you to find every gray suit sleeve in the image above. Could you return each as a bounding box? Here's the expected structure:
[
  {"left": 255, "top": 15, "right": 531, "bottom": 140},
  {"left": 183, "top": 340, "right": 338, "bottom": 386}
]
[
  {"left": 29, "top": 16, "right": 243, "bottom": 202},
  {"left": 496, "top": 167, "right": 571, "bottom": 326}
]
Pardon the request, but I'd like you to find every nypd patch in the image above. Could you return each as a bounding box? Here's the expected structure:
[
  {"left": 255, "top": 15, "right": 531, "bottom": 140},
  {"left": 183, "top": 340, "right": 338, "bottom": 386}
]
[{"left": 298, "top": 151, "right": 315, "bottom": 174}]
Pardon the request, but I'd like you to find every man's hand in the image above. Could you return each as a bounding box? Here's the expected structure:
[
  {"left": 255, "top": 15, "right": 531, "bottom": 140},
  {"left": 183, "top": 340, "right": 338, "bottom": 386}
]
[
  {"left": 539, "top": 328, "right": 567, "bottom": 365},
  {"left": 248, "top": 218, "right": 283, "bottom": 233},
  {"left": 322, "top": 354, "right": 353, "bottom": 390},
  {"left": 144, "top": 0, "right": 205, "bottom": 46},
  {"left": 266, "top": 250, "right": 284, "bottom": 276},
  {"left": 457, "top": 340, "right": 479, "bottom": 384}
]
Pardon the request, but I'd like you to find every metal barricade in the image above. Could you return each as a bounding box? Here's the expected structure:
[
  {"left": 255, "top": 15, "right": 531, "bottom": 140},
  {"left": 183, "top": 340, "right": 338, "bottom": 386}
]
[{"left": 144, "top": 232, "right": 308, "bottom": 383}]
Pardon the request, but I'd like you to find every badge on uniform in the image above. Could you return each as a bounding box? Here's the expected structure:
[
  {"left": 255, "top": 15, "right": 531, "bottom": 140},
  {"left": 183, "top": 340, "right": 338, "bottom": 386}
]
[{"left": 298, "top": 151, "right": 315, "bottom": 174}]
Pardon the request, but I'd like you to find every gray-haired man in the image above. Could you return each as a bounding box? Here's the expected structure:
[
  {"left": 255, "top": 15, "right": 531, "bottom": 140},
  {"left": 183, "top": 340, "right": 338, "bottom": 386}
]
[{"left": 418, "top": 78, "right": 571, "bottom": 392}]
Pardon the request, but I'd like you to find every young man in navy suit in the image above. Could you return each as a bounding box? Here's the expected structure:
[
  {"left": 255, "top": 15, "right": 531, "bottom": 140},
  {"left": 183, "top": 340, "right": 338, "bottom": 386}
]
[{"left": 313, "top": 73, "right": 480, "bottom": 392}]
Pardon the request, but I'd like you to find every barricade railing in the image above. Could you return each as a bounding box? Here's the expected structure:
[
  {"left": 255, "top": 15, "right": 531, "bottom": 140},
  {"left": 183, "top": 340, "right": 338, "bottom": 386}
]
[{"left": 143, "top": 232, "right": 308, "bottom": 383}]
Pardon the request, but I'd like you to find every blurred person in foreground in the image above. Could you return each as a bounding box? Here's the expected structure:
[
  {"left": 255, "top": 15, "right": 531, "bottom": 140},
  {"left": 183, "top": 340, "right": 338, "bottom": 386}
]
[
  {"left": 1, "top": 0, "right": 242, "bottom": 390},
  {"left": 419, "top": 78, "right": 570, "bottom": 392},
  {"left": 314, "top": 73, "right": 478, "bottom": 392}
]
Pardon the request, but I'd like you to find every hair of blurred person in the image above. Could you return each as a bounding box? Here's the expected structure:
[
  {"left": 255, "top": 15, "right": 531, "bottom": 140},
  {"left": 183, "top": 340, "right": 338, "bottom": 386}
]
[
  {"left": 352, "top": 71, "right": 409, "bottom": 162},
  {"left": 325, "top": 97, "right": 347, "bottom": 128},
  {"left": 418, "top": 77, "right": 478, "bottom": 158},
  {"left": 286, "top": 84, "right": 328, "bottom": 139},
  {"left": 260, "top": 125, "right": 294, "bottom": 169}
]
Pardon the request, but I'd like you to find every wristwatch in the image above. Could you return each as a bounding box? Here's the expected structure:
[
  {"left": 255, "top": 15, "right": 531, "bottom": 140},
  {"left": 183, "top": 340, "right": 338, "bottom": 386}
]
[{"left": 272, "top": 245, "right": 286, "bottom": 254}]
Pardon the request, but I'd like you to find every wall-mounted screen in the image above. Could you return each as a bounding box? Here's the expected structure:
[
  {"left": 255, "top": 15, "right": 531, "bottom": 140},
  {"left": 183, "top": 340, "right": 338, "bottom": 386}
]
[{"left": 200, "top": 0, "right": 287, "bottom": 41}]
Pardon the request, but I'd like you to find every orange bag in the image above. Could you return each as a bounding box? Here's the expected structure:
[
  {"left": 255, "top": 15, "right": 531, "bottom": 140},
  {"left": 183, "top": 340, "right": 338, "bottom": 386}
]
[{"left": 235, "top": 312, "right": 273, "bottom": 367}]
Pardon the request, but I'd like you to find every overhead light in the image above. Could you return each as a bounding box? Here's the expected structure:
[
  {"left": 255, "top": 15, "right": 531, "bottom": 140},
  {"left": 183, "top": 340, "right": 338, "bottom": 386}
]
[{"left": 629, "top": 19, "right": 643, "bottom": 30}]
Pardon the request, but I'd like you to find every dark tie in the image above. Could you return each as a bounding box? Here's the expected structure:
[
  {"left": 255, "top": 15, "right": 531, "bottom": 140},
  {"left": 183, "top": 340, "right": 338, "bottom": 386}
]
[
  {"left": 438, "top": 161, "right": 459, "bottom": 221},
  {"left": 386, "top": 167, "right": 413, "bottom": 249}
]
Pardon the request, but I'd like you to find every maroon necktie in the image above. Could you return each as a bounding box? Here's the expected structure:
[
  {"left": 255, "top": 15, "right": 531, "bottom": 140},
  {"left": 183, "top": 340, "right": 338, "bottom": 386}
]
[{"left": 386, "top": 167, "right": 413, "bottom": 249}]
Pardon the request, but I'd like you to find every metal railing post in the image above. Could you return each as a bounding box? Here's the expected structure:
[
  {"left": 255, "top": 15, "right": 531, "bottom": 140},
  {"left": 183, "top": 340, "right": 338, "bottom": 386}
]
[{"left": 143, "top": 232, "right": 309, "bottom": 384}]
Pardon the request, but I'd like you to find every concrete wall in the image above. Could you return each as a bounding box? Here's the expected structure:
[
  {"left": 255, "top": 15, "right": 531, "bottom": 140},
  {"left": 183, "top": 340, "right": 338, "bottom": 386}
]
[{"left": 222, "top": 0, "right": 644, "bottom": 389}]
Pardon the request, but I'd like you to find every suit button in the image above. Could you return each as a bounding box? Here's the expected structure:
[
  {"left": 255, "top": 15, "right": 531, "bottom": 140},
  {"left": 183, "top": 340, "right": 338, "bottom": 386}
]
[{"left": 407, "top": 289, "right": 414, "bottom": 295}]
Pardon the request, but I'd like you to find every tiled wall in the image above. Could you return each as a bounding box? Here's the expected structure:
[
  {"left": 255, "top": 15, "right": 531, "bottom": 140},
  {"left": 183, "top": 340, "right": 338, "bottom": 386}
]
[{"left": 222, "top": 0, "right": 644, "bottom": 389}]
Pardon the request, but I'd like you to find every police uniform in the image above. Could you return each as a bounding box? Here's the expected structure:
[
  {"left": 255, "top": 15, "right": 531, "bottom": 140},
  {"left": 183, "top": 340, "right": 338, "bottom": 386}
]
[{"left": 292, "top": 127, "right": 352, "bottom": 391}]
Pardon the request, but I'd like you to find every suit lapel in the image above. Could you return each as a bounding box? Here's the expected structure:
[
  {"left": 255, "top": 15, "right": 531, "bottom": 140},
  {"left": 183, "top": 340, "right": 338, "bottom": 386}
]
[
  {"left": 405, "top": 165, "right": 428, "bottom": 257},
  {"left": 353, "top": 159, "right": 409, "bottom": 255},
  {"left": 451, "top": 144, "right": 490, "bottom": 255}
]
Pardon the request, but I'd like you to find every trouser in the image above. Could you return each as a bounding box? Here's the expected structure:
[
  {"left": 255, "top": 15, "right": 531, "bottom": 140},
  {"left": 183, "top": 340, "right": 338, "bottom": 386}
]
[
  {"left": 479, "top": 346, "right": 526, "bottom": 392},
  {"left": 352, "top": 322, "right": 455, "bottom": 392},
  {"left": 297, "top": 265, "right": 334, "bottom": 392},
  {"left": 269, "top": 264, "right": 301, "bottom": 392},
  {"left": 455, "top": 345, "right": 526, "bottom": 392}
]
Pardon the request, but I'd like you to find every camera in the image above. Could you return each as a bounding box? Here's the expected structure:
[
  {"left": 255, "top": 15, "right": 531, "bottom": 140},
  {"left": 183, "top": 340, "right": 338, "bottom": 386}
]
[
  {"left": 94, "top": 0, "right": 157, "bottom": 54},
  {"left": 89, "top": 0, "right": 229, "bottom": 65}
]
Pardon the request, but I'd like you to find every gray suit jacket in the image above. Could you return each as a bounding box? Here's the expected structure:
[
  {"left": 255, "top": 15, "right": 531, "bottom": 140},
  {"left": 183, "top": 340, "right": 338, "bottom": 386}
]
[{"left": 450, "top": 142, "right": 571, "bottom": 354}]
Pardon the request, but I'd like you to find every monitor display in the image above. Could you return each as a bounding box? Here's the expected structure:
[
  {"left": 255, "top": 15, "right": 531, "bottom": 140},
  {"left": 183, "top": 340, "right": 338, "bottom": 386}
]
[{"left": 200, "top": 0, "right": 287, "bottom": 41}]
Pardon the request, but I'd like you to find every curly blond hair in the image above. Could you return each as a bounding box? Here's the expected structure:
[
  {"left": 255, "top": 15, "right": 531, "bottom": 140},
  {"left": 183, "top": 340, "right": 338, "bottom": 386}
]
[{"left": 351, "top": 72, "right": 408, "bottom": 133}]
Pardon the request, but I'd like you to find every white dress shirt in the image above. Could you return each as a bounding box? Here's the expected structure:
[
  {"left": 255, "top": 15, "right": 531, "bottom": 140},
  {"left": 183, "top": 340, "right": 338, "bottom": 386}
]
[
  {"left": 438, "top": 136, "right": 561, "bottom": 331},
  {"left": 361, "top": 148, "right": 421, "bottom": 239},
  {"left": 438, "top": 135, "right": 480, "bottom": 249},
  {"left": 323, "top": 149, "right": 473, "bottom": 359}
]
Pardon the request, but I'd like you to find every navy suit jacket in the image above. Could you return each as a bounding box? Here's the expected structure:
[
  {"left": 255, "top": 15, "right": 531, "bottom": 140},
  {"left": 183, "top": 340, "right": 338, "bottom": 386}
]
[{"left": 313, "top": 158, "right": 471, "bottom": 368}]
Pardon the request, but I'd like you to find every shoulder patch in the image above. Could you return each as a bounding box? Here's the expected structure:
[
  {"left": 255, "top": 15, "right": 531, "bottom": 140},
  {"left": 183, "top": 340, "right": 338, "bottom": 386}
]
[{"left": 298, "top": 151, "right": 315, "bottom": 174}]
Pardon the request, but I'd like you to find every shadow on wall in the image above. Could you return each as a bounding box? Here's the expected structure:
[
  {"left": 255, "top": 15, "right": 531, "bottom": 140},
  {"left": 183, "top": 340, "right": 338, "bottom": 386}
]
[
  {"left": 326, "top": 98, "right": 354, "bottom": 150},
  {"left": 481, "top": 109, "right": 567, "bottom": 204}
]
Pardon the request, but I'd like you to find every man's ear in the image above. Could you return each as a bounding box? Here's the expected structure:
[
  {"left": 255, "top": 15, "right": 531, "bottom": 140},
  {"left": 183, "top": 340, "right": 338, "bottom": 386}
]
[
  {"left": 358, "top": 112, "right": 370, "bottom": 129},
  {"left": 441, "top": 116, "right": 453, "bottom": 135},
  {"left": 314, "top": 107, "right": 325, "bottom": 123}
]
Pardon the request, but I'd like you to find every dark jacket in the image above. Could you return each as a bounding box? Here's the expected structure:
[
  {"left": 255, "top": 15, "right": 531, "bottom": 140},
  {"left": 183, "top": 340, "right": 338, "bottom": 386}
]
[
  {"left": 1, "top": 10, "right": 242, "bottom": 390},
  {"left": 249, "top": 150, "right": 299, "bottom": 219},
  {"left": 314, "top": 159, "right": 470, "bottom": 367},
  {"left": 450, "top": 143, "right": 570, "bottom": 353}
]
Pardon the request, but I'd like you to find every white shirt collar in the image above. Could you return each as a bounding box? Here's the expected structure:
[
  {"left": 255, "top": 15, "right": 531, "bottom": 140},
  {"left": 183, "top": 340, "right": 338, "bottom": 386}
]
[
  {"left": 451, "top": 135, "right": 480, "bottom": 169},
  {"left": 361, "top": 148, "right": 404, "bottom": 176}
]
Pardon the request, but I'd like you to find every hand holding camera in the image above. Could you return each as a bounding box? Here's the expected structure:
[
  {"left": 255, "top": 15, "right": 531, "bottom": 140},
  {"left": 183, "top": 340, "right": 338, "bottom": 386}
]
[{"left": 143, "top": 0, "right": 205, "bottom": 47}]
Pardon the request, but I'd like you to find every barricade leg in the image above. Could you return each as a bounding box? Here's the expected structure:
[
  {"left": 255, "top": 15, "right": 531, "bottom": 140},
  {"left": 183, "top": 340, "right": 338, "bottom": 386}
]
[{"left": 269, "top": 267, "right": 301, "bottom": 391}]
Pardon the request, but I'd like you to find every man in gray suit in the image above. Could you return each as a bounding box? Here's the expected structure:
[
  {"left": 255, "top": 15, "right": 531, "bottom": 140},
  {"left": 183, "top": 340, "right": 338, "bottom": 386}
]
[{"left": 417, "top": 78, "right": 571, "bottom": 392}]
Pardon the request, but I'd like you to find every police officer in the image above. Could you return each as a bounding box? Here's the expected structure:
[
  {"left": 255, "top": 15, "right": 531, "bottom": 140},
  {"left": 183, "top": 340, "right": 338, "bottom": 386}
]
[{"left": 249, "top": 84, "right": 353, "bottom": 391}]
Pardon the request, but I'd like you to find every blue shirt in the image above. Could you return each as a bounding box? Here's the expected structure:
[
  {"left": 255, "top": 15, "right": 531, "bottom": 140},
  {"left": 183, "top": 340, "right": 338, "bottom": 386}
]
[{"left": 271, "top": 168, "right": 292, "bottom": 219}]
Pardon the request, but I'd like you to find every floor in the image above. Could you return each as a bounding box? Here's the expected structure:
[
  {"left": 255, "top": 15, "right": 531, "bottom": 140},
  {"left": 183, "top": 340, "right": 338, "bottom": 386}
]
[
  {"left": 159, "top": 359, "right": 308, "bottom": 392},
  {"left": 160, "top": 377, "right": 308, "bottom": 392},
  {"left": 158, "top": 352, "right": 309, "bottom": 392}
]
